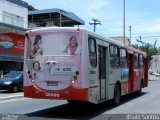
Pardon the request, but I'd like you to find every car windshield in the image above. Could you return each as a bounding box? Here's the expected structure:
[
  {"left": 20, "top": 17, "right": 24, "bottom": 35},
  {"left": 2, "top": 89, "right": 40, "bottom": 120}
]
[{"left": 5, "top": 71, "right": 22, "bottom": 78}]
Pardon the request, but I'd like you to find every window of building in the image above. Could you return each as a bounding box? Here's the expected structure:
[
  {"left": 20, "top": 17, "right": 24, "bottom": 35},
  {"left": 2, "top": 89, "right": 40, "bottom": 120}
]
[
  {"left": 2, "top": 11, "right": 24, "bottom": 27},
  {"left": 88, "top": 37, "right": 97, "bottom": 68}
]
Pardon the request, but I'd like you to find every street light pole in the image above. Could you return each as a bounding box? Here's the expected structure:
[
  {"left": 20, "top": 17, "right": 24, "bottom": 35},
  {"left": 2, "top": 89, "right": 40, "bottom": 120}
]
[
  {"left": 123, "top": 0, "right": 126, "bottom": 44},
  {"left": 129, "top": 26, "right": 131, "bottom": 44}
]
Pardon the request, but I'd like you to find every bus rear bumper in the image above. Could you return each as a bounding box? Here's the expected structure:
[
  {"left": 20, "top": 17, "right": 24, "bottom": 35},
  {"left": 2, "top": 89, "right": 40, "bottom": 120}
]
[{"left": 24, "top": 85, "right": 88, "bottom": 101}]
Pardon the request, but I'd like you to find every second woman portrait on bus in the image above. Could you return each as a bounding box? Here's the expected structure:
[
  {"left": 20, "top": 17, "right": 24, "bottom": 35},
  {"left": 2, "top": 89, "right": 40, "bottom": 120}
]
[{"left": 64, "top": 36, "right": 81, "bottom": 55}]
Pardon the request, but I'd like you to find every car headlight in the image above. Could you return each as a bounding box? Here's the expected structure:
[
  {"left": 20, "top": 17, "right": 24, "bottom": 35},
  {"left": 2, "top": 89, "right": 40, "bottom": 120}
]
[{"left": 4, "top": 81, "right": 12, "bottom": 85}]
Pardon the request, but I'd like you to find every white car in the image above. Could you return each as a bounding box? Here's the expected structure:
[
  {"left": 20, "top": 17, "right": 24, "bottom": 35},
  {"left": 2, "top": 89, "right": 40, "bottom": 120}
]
[
  {"left": 151, "top": 72, "right": 157, "bottom": 75},
  {"left": 156, "top": 73, "right": 160, "bottom": 77}
]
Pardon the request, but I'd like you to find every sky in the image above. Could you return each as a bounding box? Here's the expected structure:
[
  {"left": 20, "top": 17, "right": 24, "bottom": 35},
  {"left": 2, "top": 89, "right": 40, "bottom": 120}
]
[{"left": 23, "top": 0, "right": 160, "bottom": 47}]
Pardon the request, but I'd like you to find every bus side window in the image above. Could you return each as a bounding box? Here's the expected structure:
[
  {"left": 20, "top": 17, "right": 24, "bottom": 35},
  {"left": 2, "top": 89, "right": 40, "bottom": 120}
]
[
  {"left": 88, "top": 37, "right": 97, "bottom": 68},
  {"left": 139, "top": 54, "right": 144, "bottom": 68},
  {"left": 134, "top": 53, "right": 139, "bottom": 68},
  {"left": 120, "top": 48, "right": 128, "bottom": 68},
  {"left": 109, "top": 45, "right": 119, "bottom": 68}
]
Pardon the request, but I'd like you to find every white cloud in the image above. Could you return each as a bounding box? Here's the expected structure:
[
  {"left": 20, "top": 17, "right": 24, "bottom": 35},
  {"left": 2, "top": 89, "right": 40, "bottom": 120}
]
[
  {"left": 88, "top": 0, "right": 107, "bottom": 11},
  {"left": 55, "top": 0, "right": 66, "bottom": 6},
  {"left": 134, "top": 20, "right": 160, "bottom": 34},
  {"left": 87, "top": 0, "right": 109, "bottom": 17}
]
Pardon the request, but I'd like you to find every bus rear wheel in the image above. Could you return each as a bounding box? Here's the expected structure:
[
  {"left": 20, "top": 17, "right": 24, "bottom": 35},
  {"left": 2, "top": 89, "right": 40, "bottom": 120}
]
[
  {"left": 113, "top": 84, "right": 121, "bottom": 106},
  {"left": 137, "top": 81, "right": 143, "bottom": 95}
]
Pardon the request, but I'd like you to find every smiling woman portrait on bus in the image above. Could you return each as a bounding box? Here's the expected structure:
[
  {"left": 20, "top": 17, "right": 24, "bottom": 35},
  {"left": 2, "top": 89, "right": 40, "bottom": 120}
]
[
  {"left": 64, "top": 36, "right": 81, "bottom": 55},
  {"left": 31, "top": 35, "right": 43, "bottom": 58},
  {"left": 33, "top": 61, "right": 41, "bottom": 71}
]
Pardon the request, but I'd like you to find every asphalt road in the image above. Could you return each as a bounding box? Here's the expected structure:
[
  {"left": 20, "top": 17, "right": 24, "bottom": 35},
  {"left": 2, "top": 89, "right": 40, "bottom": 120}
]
[{"left": 0, "top": 79, "right": 159, "bottom": 120}]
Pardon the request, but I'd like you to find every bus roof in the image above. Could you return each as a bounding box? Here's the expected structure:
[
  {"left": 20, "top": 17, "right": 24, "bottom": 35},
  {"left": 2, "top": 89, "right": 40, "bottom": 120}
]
[
  {"left": 27, "top": 27, "right": 81, "bottom": 33},
  {"left": 124, "top": 45, "right": 147, "bottom": 57}
]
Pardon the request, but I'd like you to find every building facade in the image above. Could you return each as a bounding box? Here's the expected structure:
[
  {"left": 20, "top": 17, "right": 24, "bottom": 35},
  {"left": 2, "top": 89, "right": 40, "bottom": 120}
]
[
  {"left": 150, "top": 54, "right": 160, "bottom": 73},
  {"left": 0, "top": 0, "right": 28, "bottom": 73},
  {"left": 0, "top": 0, "right": 28, "bottom": 28},
  {"left": 28, "top": 8, "right": 85, "bottom": 29},
  {"left": 109, "top": 36, "right": 131, "bottom": 45}
]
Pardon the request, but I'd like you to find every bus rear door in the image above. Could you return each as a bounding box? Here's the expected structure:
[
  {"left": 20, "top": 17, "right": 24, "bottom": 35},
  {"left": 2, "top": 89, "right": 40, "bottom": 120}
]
[{"left": 98, "top": 45, "right": 109, "bottom": 101}]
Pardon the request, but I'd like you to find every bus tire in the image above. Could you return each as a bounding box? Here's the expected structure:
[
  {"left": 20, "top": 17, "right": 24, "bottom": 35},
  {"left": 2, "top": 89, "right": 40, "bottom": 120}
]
[
  {"left": 137, "top": 81, "right": 143, "bottom": 95},
  {"left": 113, "top": 84, "right": 121, "bottom": 106}
]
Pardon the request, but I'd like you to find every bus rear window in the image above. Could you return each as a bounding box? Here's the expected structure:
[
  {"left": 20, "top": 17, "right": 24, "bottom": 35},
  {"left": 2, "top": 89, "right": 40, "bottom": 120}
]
[{"left": 27, "top": 32, "right": 81, "bottom": 59}]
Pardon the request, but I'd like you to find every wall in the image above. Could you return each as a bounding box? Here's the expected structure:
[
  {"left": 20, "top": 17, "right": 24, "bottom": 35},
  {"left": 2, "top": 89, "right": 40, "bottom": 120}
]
[
  {"left": 0, "top": 0, "right": 28, "bottom": 28},
  {"left": 0, "top": 33, "right": 25, "bottom": 62},
  {"left": 150, "top": 54, "right": 160, "bottom": 72}
]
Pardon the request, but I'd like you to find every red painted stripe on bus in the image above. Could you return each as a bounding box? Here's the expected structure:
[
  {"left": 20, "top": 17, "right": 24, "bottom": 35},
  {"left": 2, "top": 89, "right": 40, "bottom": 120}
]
[{"left": 24, "top": 85, "right": 88, "bottom": 101}]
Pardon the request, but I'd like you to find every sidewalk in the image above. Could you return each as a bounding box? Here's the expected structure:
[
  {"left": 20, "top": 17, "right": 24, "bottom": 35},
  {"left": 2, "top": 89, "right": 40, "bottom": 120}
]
[
  {"left": 0, "top": 92, "right": 23, "bottom": 101},
  {"left": 148, "top": 75, "right": 160, "bottom": 81}
]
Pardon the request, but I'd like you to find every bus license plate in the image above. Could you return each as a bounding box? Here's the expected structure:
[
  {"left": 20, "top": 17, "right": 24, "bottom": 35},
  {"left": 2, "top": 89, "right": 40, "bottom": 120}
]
[{"left": 47, "top": 82, "right": 58, "bottom": 86}]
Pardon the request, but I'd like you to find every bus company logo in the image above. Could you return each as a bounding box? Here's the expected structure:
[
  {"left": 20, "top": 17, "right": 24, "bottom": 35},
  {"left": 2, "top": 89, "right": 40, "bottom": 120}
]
[
  {"left": 55, "top": 68, "right": 60, "bottom": 71},
  {"left": 45, "top": 93, "right": 60, "bottom": 97}
]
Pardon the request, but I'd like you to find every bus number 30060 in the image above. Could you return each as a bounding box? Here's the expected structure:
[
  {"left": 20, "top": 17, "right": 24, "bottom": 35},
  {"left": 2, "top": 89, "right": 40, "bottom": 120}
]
[{"left": 45, "top": 93, "right": 60, "bottom": 97}]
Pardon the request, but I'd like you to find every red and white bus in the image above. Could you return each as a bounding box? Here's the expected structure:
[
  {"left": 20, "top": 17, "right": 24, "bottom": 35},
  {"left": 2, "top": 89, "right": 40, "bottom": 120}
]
[{"left": 24, "top": 27, "right": 148, "bottom": 105}]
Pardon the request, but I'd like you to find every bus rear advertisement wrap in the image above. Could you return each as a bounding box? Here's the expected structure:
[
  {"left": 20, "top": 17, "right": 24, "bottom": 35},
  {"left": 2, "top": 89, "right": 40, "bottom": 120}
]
[{"left": 24, "top": 30, "right": 88, "bottom": 101}]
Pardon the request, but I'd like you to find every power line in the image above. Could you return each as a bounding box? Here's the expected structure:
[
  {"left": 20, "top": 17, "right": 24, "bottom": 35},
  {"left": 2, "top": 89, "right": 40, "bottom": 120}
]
[
  {"left": 131, "top": 36, "right": 160, "bottom": 38},
  {"left": 89, "top": 18, "right": 102, "bottom": 32},
  {"left": 108, "top": 33, "right": 160, "bottom": 36}
]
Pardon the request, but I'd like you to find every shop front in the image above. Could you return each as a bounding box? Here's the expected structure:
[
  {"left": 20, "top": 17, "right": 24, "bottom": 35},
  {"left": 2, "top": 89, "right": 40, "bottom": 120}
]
[{"left": 0, "top": 33, "right": 25, "bottom": 74}]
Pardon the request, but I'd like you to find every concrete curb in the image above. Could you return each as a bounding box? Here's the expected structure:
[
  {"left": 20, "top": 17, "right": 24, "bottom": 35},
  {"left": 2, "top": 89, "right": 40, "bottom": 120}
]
[
  {"left": 149, "top": 77, "right": 160, "bottom": 81},
  {"left": 0, "top": 94, "right": 23, "bottom": 101}
]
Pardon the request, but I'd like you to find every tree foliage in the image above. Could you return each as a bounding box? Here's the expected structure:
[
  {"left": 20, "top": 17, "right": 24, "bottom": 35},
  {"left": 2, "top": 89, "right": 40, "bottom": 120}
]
[
  {"left": 28, "top": 5, "right": 36, "bottom": 11},
  {"left": 132, "top": 43, "right": 159, "bottom": 63}
]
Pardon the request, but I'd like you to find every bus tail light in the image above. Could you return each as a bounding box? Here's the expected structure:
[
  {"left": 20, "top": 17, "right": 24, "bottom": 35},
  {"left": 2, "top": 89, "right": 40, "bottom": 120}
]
[
  {"left": 29, "top": 75, "right": 32, "bottom": 79},
  {"left": 34, "top": 73, "right": 36, "bottom": 77},
  {"left": 71, "top": 79, "right": 75, "bottom": 84},
  {"left": 70, "top": 71, "right": 79, "bottom": 84},
  {"left": 71, "top": 76, "right": 77, "bottom": 84},
  {"left": 73, "top": 76, "right": 77, "bottom": 80},
  {"left": 27, "top": 71, "right": 30, "bottom": 75},
  {"left": 75, "top": 71, "right": 79, "bottom": 75},
  {"left": 31, "top": 79, "right": 35, "bottom": 83}
]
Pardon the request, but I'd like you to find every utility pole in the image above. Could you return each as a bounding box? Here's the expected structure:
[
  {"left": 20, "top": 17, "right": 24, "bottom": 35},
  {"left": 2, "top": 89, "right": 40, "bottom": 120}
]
[
  {"left": 89, "top": 18, "right": 101, "bottom": 32},
  {"left": 123, "top": 0, "right": 126, "bottom": 44},
  {"left": 129, "top": 26, "right": 131, "bottom": 44}
]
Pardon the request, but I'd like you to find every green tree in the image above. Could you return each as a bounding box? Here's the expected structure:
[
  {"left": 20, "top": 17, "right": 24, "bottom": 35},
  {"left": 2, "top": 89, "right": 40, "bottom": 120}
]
[
  {"left": 28, "top": 5, "right": 36, "bottom": 11},
  {"left": 132, "top": 43, "right": 158, "bottom": 63}
]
